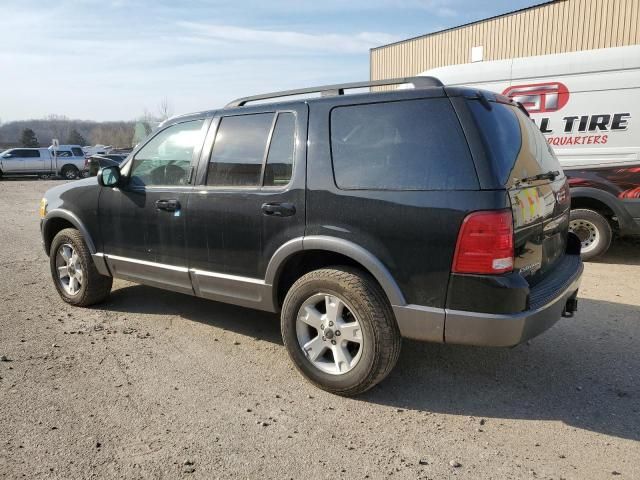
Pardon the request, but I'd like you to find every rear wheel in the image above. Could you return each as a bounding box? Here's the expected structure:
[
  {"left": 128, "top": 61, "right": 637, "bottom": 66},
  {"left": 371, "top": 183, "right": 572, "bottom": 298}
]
[
  {"left": 61, "top": 165, "right": 79, "bottom": 180},
  {"left": 50, "top": 228, "right": 112, "bottom": 306},
  {"left": 281, "top": 267, "right": 401, "bottom": 396},
  {"left": 569, "top": 208, "right": 612, "bottom": 260}
]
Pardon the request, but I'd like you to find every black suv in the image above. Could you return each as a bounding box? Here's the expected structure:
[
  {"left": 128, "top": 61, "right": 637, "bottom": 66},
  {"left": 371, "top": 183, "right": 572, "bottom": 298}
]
[{"left": 40, "top": 77, "right": 583, "bottom": 395}]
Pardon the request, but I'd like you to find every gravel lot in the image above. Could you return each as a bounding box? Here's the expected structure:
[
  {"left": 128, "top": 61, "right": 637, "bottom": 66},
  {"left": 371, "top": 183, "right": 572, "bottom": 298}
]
[{"left": 1, "top": 179, "right": 639, "bottom": 479}]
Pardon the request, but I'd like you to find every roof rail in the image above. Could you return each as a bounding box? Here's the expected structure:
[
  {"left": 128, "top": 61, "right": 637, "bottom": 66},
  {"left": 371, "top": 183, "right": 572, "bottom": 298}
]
[{"left": 225, "top": 76, "right": 443, "bottom": 108}]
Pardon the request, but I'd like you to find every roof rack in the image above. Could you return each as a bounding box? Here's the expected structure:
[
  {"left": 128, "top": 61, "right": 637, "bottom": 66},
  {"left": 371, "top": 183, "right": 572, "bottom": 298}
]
[{"left": 225, "top": 76, "right": 443, "bottom": 108}]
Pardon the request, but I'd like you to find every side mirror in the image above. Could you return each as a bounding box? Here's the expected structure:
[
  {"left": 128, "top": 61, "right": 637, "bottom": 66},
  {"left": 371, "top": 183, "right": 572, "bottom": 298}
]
[{"left": 98, "top": 165, "right": 122, "bottom": 187}]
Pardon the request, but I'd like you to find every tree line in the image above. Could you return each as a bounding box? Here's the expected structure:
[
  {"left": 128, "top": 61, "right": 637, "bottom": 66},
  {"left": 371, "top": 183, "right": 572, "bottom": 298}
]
[
  {"left": 0, "top": 100, "right": 173, "bottom": 149},
  {"left": 0, "top": 116, "right": 137, "bottom": 149}
]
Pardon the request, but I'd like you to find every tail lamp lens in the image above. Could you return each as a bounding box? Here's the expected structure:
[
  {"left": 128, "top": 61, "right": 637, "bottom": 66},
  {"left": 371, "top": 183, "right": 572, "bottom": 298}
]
[{"left": 452, "top": 210, "right": 514, "bottom": 274}]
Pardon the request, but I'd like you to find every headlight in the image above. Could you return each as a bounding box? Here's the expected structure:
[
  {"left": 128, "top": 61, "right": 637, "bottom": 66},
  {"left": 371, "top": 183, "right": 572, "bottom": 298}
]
[{"left": 39, "top": 198, "right": 48, "bottom": 218}]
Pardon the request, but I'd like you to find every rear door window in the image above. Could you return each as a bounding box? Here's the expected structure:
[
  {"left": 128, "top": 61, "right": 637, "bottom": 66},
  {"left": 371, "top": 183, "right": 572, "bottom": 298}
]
[
  {"left": 206, "top": 111, "right": 296, "bottom": 188},
  {"left": 264, "top": 112, "right": 295, "bottom": 187},
  {"left": 207, "top": 113, "right": 273, "bottom": 187},
  {"left": 330, "top": 99, "right": 477, "bottom": 190},
  {"left": 467, "top": 101, "right": 563, "bottom": 186}
]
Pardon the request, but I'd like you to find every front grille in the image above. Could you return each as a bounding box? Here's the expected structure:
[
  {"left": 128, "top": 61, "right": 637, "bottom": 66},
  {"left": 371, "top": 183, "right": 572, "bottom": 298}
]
[{"left": 529, "top": 254, "right": 581, "bottom": 310}]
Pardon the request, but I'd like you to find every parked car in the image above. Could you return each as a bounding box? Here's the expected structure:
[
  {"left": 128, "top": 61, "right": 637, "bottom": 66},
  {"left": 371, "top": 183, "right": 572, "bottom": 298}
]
[
  {"left": 84, "top": 154, "right": 127, "bottom": 176},
  {"left": 1, "top": 145, "right": 85, "bottom": 179},
  {"left": 421, "top": 44, "right": 640, "bottom": 260},
  {"left": 39, "top": 77, "right": 583, "bottom": 395}
]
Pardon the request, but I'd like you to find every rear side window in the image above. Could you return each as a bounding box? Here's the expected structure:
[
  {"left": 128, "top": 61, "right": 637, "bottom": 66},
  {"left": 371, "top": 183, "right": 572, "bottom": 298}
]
[
  {"left": 72, "top": 147, "right": 84, "bottom": 157},
  {"left": 330, "top": 99, "right": 477, "bottom": 190},
  {"left": 467, "top": 101, "right": 563, "bottom": 186}
]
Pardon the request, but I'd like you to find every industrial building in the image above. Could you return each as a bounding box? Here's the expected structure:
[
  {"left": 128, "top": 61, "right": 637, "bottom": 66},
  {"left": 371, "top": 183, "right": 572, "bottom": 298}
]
[{"left": 370, "top": 0, "right": 640, "bottom": 82}]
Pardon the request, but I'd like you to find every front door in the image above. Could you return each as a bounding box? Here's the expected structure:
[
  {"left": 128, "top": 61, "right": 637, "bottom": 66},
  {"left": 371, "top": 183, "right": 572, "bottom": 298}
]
[
  {"left": 186, "top": 106, "right": 307, "bottom": 309},
  {"left": 98, "top": 118, "right": 209, "bottom": 294}
]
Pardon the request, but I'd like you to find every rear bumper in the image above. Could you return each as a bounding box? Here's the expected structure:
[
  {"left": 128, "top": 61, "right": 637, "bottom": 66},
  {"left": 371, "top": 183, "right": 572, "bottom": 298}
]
[
  {"left": 444, "top": 260, "right": 582, "bottom": 346},
  {"left": 394, "top": 253, "right": 583, "bottom": 347}
]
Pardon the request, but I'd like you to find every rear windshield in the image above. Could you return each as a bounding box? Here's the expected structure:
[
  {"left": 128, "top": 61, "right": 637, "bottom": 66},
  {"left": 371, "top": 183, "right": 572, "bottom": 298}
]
[
  {"left": 467, "top": 100, "right": 563, "bottom": 186},
  {"left": 330, "top": 98, "right": 478, "bottom": 191}
]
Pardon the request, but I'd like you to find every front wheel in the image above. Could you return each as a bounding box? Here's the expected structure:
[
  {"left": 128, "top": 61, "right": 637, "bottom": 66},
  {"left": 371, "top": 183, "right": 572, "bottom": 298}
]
[
  {"left": 281, "top": 267, "right": 401, "bottom": 396},
  {"left": 50, "top": 228, "right": 112, "bottom": 306},
  {"left": 569, "top": 208, "right": 612, "bottom": 261}
]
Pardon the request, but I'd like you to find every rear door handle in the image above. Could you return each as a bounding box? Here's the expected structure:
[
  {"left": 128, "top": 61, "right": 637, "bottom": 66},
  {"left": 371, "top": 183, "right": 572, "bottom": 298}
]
[
  {"left": 261, "top": 202, "right": 296, "bottom": 217},
  {"left": 155, "top": 199, "right": 181, "bottom": 212}
]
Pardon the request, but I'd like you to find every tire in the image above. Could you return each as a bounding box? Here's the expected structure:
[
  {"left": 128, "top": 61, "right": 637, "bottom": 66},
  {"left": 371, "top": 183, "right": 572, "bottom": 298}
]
[
  {"left": 281, "top": 267, "right": 401, "bottom": 396},
  {"left": 569, "top": 208, "right": 612, "bottom": 261},
  {"left": 49, "top": 228, "right": 112, "bottom": 306},
  {"left": 61, "top": 165, "right": 79, "bottom": 180}
]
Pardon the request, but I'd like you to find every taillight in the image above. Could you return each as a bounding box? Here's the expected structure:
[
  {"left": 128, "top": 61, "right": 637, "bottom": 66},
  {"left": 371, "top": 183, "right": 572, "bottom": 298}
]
[{"left": 452, "top": 210, "right": 514, "bottom": 274}]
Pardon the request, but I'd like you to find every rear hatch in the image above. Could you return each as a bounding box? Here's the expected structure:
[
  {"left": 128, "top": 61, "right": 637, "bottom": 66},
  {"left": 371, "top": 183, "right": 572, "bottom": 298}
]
[{"left": 466, "top": 97, "right": 571, "bottom": 286}]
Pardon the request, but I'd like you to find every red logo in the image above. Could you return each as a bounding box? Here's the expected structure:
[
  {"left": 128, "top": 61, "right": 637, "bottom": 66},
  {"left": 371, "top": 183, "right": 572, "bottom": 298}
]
[{"left": 502, "top": 82, "right": 570, "bottom": 113}]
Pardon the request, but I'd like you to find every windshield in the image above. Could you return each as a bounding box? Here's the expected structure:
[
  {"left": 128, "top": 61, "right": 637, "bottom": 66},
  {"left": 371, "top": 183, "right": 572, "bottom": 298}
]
[{"left": 467, "top": 100, "right": 563, "bottom": 187}]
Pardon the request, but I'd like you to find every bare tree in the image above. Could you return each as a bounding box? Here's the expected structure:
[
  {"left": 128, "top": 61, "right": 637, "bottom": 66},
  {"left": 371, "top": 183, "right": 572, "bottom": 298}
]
[{"left": 157, "top": 98, "right": 173, "bottom": 122}]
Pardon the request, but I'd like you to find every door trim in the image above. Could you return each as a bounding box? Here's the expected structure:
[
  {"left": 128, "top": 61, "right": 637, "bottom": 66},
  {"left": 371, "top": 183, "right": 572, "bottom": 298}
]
[{"left": 101, "top": 253, "right": 277, "bottom": 312}]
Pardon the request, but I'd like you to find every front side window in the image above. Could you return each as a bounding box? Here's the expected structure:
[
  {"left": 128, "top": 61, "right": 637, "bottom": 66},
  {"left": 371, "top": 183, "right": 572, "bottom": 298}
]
[
  {"left": 330, "top": 99, "right": 477, "bottom": 190},
  {"left": 130, "top": 120, "right": 204, "bottom": 186}
]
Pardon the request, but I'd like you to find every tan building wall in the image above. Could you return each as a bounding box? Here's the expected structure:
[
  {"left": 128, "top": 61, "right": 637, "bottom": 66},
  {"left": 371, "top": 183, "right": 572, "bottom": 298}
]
[{"left": 370, "top": 0, "right": 640, "bottom": 81}]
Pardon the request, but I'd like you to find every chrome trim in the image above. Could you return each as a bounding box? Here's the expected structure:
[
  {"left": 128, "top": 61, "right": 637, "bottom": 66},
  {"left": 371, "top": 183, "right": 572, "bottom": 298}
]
[
  {"left": 104, "top": 254, "right": 194, "bottom": 295},
  {"left": 190, "top": 269, "right": 276, "bottom": 312}
]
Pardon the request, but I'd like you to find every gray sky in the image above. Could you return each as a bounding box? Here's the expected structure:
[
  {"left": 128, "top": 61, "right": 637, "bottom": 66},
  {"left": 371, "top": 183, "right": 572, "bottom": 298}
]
[{"left": 0, "top": 0, "right": 547, "bottom": 122}]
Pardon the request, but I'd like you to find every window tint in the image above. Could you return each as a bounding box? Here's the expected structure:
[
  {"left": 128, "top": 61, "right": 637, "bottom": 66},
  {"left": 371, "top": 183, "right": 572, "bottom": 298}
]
[
  {"left": 330, "top": 99, "right": 477, "bottom": 190},
  {"left": 207, "top": 113, "right": 273, "bottom": 187},
  {"left": 264, "top": 112, "right": 295, "bottom": 187},
  {"left": 468, "top": 101, "right": 563, "bottom": 186},
  {"left": 56, "top": 150, "right": 72, "bottom": 158},
  {"left": 131, "top": 120, "right": 204, "bottom": 186},
  {"left": 17, "top": 150, "right": 40, "bottom": 158},
  {"left": 72, "top": 147, "right": 84, "bottom": 157}
]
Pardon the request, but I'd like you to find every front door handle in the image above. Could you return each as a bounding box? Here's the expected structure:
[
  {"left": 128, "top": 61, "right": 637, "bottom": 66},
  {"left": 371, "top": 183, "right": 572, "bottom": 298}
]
[
  {"left": 155, "top": 199, "right": 181, "bottom": 212},
  {"left": 261, "top": 202, "right": 296, "bottom": 217}
]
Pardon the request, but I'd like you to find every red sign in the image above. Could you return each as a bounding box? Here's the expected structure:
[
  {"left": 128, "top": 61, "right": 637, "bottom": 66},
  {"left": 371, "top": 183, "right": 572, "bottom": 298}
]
[{"left": 502, "top": 82, "right": 570, "bottom": 113}]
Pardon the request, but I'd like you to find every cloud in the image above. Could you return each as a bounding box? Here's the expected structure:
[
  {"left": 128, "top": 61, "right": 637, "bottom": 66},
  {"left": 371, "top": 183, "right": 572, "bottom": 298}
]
[{"left": 177, "top": 22, "right": 399, "bottom": 55}]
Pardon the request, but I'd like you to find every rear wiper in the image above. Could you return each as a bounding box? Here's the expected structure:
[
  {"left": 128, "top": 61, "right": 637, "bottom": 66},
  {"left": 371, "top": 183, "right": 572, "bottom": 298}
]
[{"left": 515, "top": 170, "right": 560, "bottom": 185}]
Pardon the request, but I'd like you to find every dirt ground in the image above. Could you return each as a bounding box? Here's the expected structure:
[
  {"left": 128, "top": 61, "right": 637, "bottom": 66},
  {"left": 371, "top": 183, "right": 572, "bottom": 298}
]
[{"left": 0, "top": 179, "right": 638, "bottom": 479}]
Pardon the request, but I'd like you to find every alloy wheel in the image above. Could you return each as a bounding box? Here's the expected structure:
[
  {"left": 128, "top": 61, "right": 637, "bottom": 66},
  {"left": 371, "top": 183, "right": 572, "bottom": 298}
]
[
  {"left": 295, "top": 293, "right": 363, "bottom": 375},
  {"left": 55, "top": 243, "right": 83, "bottom": 295}
]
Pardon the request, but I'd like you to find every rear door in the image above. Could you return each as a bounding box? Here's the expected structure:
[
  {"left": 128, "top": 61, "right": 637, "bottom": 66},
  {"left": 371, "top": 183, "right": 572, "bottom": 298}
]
[
  {"left": 466, "top": 99, "right": 570, "bottom": 285},
  {"left": 186, "top": 105, "right": 307, "bottom": 307},
  {"left": 23, "top": 149, "right": 45, "bottom": 172}
]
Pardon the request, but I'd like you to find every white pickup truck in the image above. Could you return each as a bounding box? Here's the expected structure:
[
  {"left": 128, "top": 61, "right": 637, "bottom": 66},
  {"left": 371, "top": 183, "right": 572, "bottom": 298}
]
[{"left": 0, "top": 145, "right": 85, "bottom": 180}]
